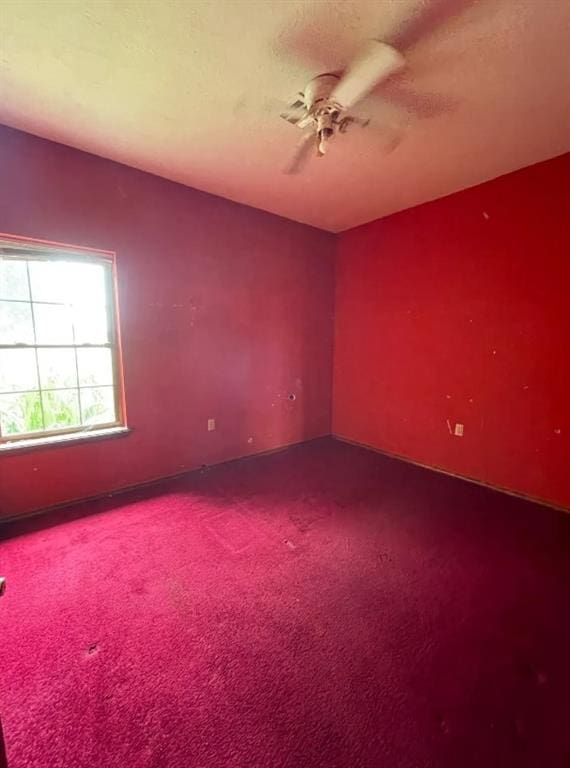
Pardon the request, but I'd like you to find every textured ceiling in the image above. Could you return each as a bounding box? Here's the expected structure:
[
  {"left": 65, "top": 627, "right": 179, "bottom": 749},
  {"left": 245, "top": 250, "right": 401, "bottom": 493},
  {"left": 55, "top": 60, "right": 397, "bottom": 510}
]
[{"left": 1, "top": 0, "right": 569, "bottom": 232}]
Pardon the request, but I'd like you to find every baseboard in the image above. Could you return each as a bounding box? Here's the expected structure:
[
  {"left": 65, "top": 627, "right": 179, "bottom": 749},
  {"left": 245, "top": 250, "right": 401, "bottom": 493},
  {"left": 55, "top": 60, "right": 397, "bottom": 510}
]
[
  {"left": 333, "top": 435, "right": 569, "bottom": 515},
  {"left": 0, "top": 434, "right": 331, "bottom": 527},
  {"left": 4, "top": 433, "right": 566, "bottom": 529}
]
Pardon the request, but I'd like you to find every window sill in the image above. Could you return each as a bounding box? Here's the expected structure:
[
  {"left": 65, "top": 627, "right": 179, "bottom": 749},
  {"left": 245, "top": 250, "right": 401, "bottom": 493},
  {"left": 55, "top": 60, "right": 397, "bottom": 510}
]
[{"left": 0, "top": 426, "right": 131, "bottom": 454}]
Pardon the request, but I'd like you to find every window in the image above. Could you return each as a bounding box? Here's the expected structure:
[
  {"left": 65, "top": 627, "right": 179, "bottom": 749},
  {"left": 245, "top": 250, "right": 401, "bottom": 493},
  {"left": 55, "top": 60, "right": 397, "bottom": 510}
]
[{"left": 0, "top": 239, "right": 125, "bottom": 445}]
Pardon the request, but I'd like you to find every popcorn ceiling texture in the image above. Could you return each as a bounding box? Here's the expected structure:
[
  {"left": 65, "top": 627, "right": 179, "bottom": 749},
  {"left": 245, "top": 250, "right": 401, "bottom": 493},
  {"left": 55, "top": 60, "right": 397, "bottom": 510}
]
[{"left": 1, "top": 0, "right": 569, "bottom": 231}]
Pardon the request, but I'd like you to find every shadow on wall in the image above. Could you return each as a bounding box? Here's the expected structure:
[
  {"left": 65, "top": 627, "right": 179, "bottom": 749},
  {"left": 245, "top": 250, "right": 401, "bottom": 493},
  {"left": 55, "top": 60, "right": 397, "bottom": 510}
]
[{"left": 0, "top": 124, "right": 334, "bottom": 520}]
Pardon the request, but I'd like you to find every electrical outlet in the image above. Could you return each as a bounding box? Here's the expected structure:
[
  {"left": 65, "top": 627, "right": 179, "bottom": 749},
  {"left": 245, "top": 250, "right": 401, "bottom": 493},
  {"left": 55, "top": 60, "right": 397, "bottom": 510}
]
[
  {"left": 454, "top": 423, "right": 464, "bottom": 437},
  {"left": 207, "top": 418, "right": 216, "bottom": 432}
]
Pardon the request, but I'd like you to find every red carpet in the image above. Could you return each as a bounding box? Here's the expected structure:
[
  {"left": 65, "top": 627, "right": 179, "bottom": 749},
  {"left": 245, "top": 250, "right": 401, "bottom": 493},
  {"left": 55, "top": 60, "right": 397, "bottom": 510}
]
[{"left": 1, "top": 437, "right": 569, "bottom": 767}]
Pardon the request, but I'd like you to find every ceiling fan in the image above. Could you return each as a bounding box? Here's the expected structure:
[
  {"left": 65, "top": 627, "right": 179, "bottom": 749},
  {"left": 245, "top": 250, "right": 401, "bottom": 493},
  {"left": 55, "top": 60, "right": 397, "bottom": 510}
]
[
  {"left": 281, "top": 40, "right": 405, "bottom": 174},
  {"left": 278, "top": 0, "right": 476, "bottom": 174}
]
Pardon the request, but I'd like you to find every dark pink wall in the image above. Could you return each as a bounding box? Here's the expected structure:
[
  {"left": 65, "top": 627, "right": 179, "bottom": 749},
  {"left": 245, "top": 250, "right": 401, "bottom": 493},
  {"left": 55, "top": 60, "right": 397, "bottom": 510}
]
[
  {"left": 333, "top": 153, "right": 570, "bottom": 510},
  {"left": 0, "top": 126, "right": 334, "bottom": 519}
]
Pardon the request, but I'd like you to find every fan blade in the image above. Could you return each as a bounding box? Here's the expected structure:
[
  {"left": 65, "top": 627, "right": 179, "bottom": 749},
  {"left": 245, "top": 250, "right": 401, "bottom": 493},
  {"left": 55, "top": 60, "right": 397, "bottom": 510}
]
[
  {"left": 391, "top": 0, "right": 477, "bottom": 52},
  {"left": 284, "top": 132, "right": 317, "bottom": 175},
  {"left": 346, "top": 107, "right": 405, "bottom": 155},
  {"left": 280, "top": 109, "right": 306, "bottom": 126},
  {"left": 372, "top": 123, "right": 404, "bottom": 154},
  {"left": 275, "top": 0, "right": 478, "bottom": 72},
  {"left": 330, "top": 40, "right": 404, "bottom": 110},
  {"left": 280, "top": 109, "right": 314, "bottom": 131},
  {"left": 378, "top": 81, "right": 458, "bottom": 120}
]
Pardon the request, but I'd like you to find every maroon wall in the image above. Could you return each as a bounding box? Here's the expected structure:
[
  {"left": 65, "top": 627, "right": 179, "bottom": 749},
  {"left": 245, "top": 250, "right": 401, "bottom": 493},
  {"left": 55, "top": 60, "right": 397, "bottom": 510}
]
[
  {"left": 0, "top": 126, "right": 334, "bottom": 519},
  {"left": 333, "top": 153, "right": 570, "bottom": 510}
]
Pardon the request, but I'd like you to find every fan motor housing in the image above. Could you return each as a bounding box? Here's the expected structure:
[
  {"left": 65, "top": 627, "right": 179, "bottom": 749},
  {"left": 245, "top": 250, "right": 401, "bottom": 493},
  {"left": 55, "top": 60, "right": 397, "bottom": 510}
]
[{"left": 304, "top": 74, "right": 340, "bottom": 111}]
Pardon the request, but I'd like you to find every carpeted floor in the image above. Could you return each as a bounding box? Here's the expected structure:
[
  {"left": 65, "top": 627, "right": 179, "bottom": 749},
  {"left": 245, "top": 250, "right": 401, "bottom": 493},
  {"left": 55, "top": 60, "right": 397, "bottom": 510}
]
[{"left": 1, "top": 437, "right": 569, "bottom": 768}]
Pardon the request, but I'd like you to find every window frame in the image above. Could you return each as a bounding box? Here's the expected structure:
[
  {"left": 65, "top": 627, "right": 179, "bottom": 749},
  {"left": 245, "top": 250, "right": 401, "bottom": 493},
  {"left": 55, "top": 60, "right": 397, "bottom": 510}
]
[{"left": 0, "top": 234, "right": 127, "bottom": 445}]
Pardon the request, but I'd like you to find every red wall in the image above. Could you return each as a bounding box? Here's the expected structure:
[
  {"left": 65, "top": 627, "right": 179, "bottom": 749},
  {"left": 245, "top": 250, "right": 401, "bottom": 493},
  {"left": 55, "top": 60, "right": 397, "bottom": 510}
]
[
  {"left": 0, "top": 126, "right": 334, "bottom": 519},
  {"left": 333, "top": 153, "right": 570, "bottom": 510}
]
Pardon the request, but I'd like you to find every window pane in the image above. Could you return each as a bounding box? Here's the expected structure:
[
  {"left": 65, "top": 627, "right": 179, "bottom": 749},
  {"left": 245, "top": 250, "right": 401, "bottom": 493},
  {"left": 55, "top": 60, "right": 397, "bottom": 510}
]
[
  {"left": 73, "top": 303, "right": 109, "bottom": 344},
  {"left": 33, "top": 303, "right": 74, "bottom": 344},
  {"left": 37, "top": 348, "right": 78, "bottom": 389},
  {"left": 29, "top": 260, "right": 107, "bottom": 306},
  {"left": 0, "top": 391, "right": 44, "bottom": 435},
  {"left": 81, "top": 386, "right": 116, "bottom": 426},
  {"left": 28, "top": 260, "right": 68, "bottom": 303},
  {"left": 0, "top": 300, "right": 34, "bottom": 344},
  {"left": 69, "top": 262, "right": 108, "bottom": 309},
  {"left": 43, "top": 388, "right": 80, "bottom": 431},
  {"left": 0, "top": 260, "right": 30, "bottom": 301},
  {"left": 77, "top": 347, "right": 113, "bottom": 386},
  {"left": 0, "top": 349, "right": 39, "bottom": 392}
]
